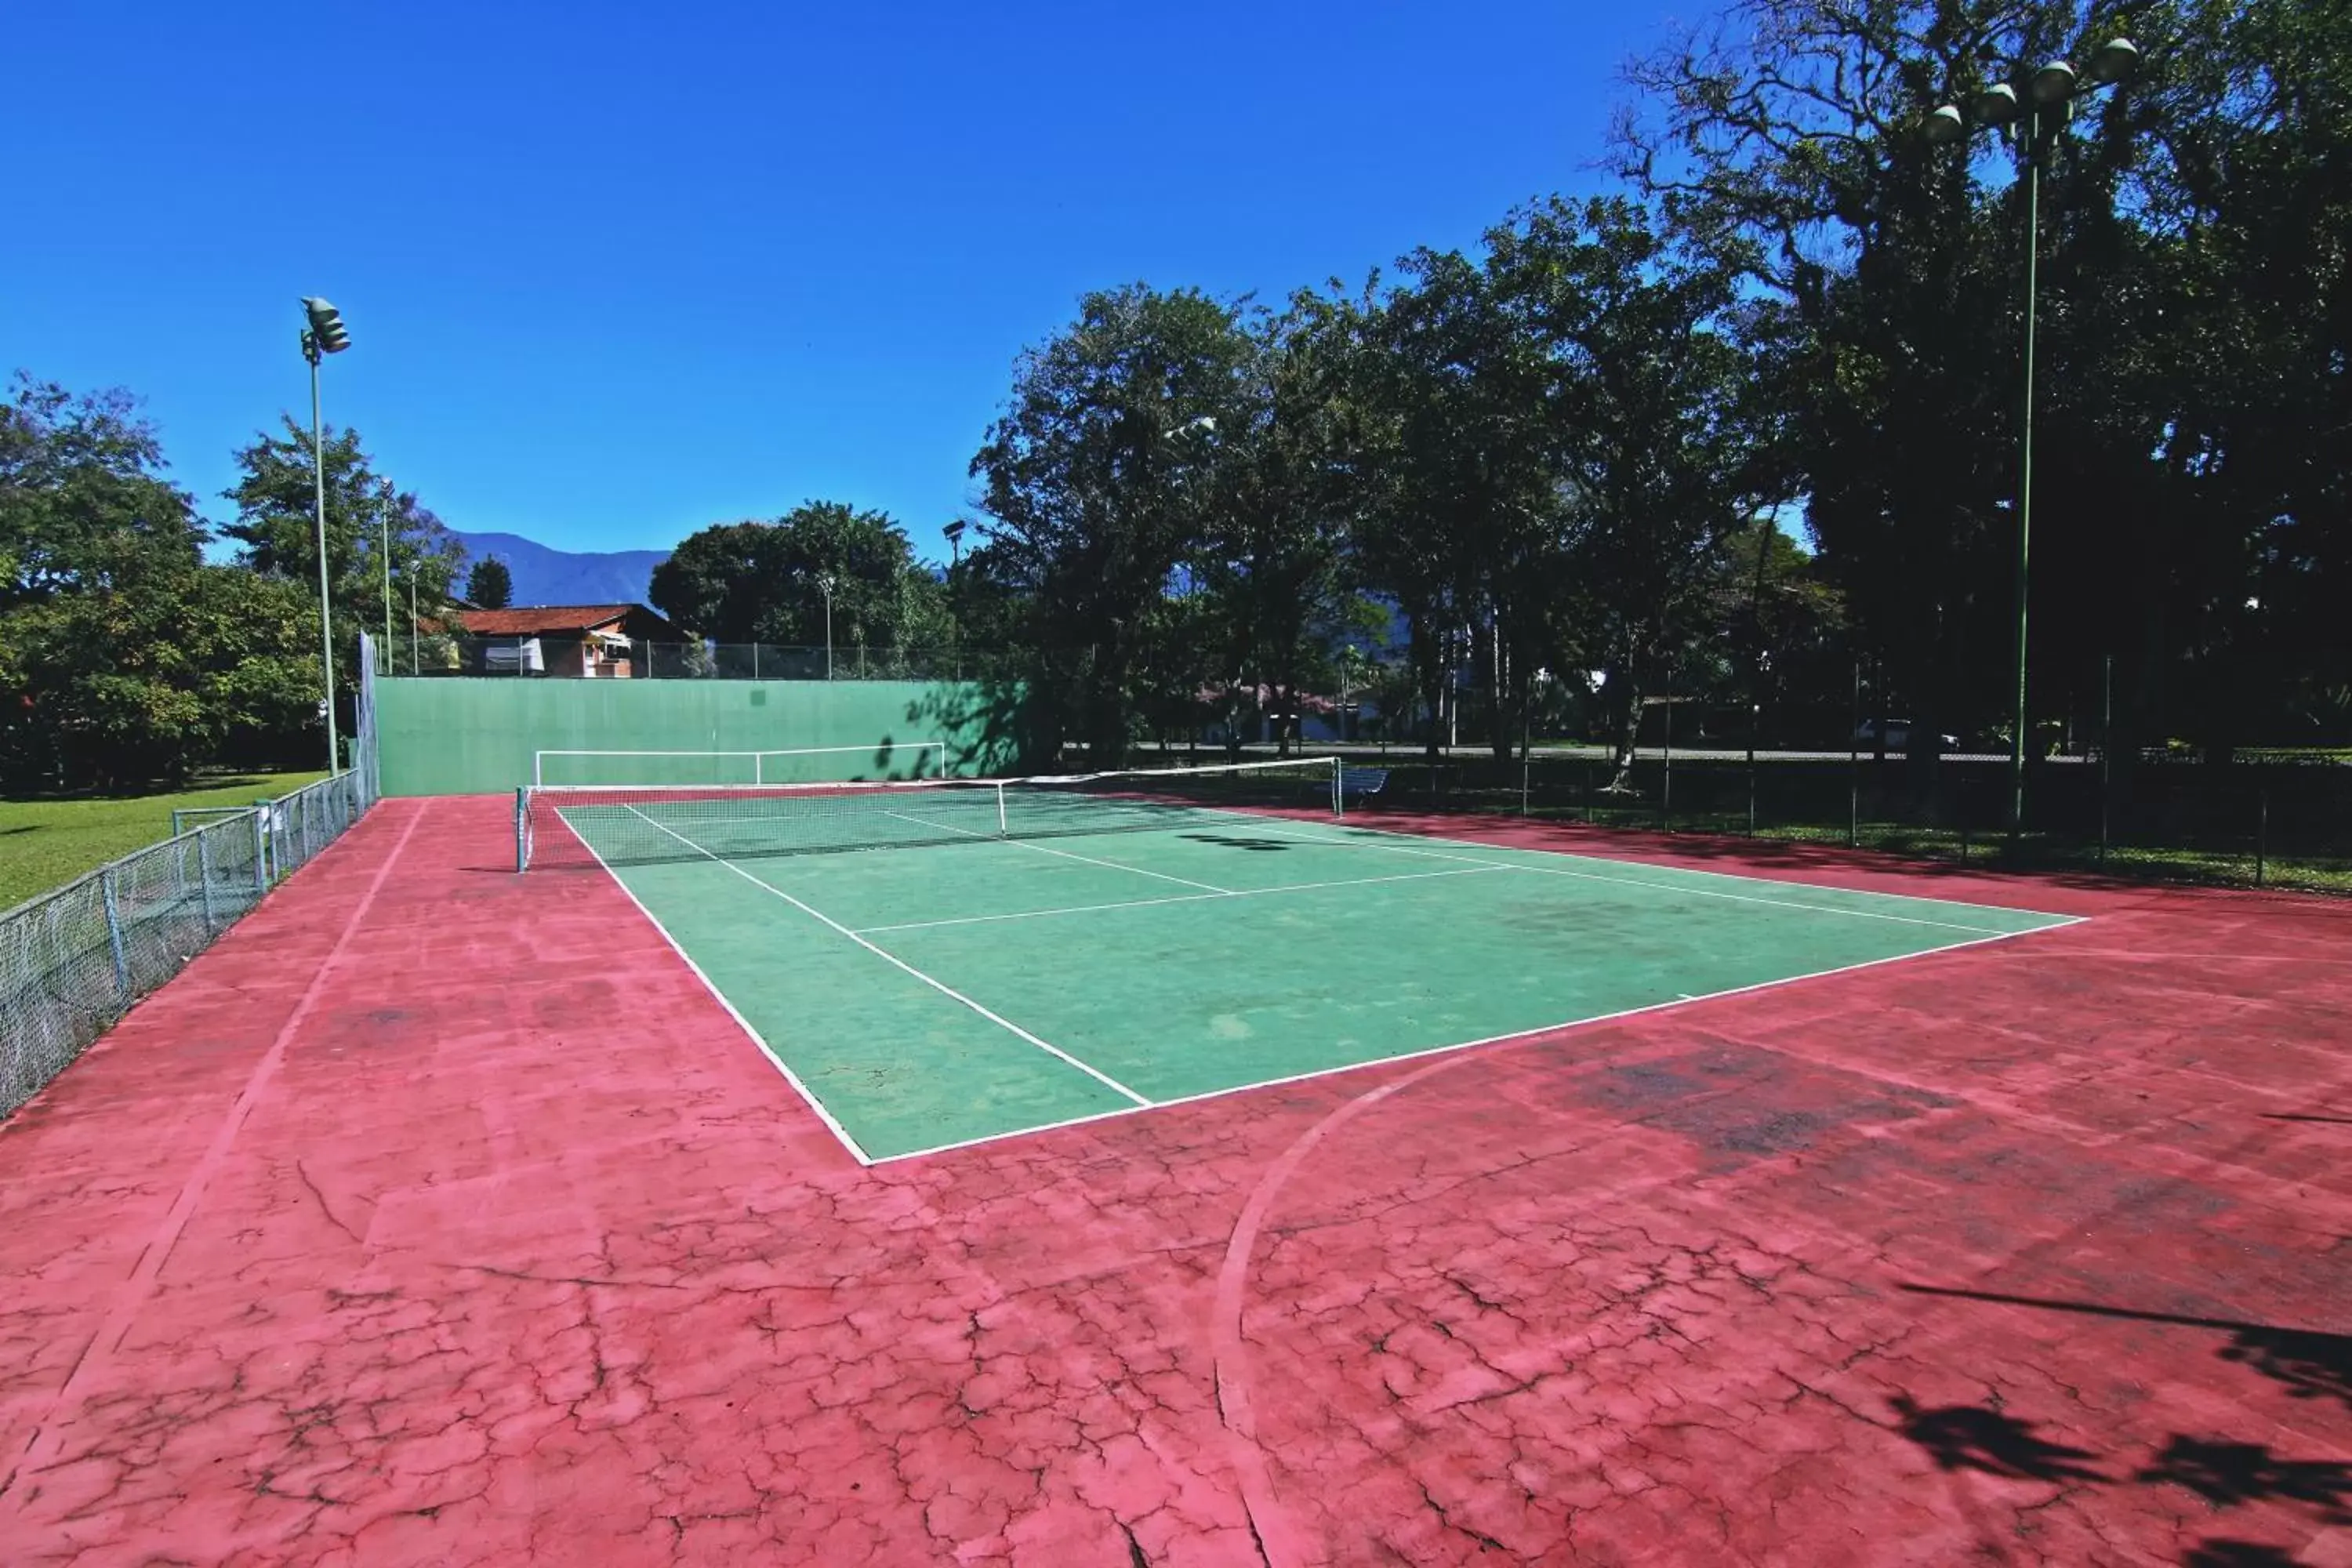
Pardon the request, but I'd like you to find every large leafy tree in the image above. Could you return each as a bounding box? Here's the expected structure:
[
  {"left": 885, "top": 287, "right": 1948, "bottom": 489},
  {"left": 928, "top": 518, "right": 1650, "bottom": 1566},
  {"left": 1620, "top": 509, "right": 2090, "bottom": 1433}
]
[
  {"left": 223, "top": 417, "right": 464, "bottom": 691},
  {"left": 650, "top": 501, "right": 951, "bottom": 659},
  {"left": 1495, "top": 196, "right": 1779, "bottom": 772},
  {"left": 1353, "top": 249, "right": 1563, "bottom": 761},
  {"left": 1612, "top": 0, "right": 2352, "bottom": 767},
  {"left": 2, "top": 376, "right": 318, "bottom": 788},
  {"left": 970, "top": 285, "right": 1258, "bottom": 764},
  {"left": 1188, "top": 299, "right": 1368, "bottom": 755}
]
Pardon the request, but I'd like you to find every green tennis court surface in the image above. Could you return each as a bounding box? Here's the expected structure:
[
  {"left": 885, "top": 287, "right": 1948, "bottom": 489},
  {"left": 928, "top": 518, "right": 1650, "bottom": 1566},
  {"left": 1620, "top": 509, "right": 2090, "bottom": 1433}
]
[{"left": 561, "top": 804, "right": 2078, "bottom": 1162}]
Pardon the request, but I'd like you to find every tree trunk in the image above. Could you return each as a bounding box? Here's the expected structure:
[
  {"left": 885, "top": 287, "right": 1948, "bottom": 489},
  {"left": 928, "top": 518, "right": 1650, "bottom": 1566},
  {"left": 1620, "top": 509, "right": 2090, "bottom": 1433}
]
[
  {"left": 1488, "top": 620, "right": 1514, "bottom": 764},
  {"left": 1605, "top": 652, "right": 1642, "bottom": 790},
  {"left": 1410, "top": 613, "right": 1444, "bottom": 766}
]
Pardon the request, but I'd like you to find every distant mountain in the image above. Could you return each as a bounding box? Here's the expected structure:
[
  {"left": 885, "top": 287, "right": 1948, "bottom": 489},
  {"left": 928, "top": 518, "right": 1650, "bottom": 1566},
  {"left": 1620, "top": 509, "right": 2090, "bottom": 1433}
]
[{"left": 447, "top": 531, "right": 670, "bottom": 608}]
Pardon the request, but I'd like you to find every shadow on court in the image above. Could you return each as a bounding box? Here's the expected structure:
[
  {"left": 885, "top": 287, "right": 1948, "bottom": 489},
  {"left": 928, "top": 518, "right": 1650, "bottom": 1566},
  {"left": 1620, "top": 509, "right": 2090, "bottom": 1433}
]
[{"left": 1177, "top": 832, "right": 1296, "bottom": 852}]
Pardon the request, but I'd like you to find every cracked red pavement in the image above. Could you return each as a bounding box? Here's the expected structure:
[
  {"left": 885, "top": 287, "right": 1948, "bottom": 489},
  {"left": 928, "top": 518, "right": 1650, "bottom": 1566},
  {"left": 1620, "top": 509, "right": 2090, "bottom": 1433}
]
[{"left": 1, "top": 797, "right": 2347, "bottom": 1566}]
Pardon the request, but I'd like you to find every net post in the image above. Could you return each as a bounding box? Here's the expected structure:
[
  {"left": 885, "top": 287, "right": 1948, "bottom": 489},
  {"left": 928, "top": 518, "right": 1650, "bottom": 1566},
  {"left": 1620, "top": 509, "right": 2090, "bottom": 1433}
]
[
  {"left": 1331, "top": 756, "right": 1343, "bottom": 818},
  {"left": 516, "top": 787, "right": 531, "bottom": 873},
  {"left": 996, "top": 782, "right": 1009, "bottom": 837}
]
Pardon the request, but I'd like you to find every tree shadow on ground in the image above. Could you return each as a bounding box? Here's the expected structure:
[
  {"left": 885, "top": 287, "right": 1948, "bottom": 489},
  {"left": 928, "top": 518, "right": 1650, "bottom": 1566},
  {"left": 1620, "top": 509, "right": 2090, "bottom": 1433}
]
[
  {"left": 1880, "top": 1396, "right": 2349, "bottom": 1563},
  {"left": 1886, "top": 1396, "right": 2105, "bottom": 1482},
  {"left": 2180, "top": 1542, "right": 2303, "bottom": 1567},
  {"left": 1179, "top": 833, "right": 1294, "bottom": 852},
  {"left": 2138, "top": 1436, "right": 2352, "bottom": 1524},
  {"left": 1901, "top": 1283, "right": 2352, "bottom": 1414}
]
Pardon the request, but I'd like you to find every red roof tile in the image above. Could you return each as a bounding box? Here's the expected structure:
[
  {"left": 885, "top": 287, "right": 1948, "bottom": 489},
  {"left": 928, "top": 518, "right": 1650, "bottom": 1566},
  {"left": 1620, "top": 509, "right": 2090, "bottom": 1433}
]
[{"left": 456, "top": 605, "right": 639, "bottom": 636}]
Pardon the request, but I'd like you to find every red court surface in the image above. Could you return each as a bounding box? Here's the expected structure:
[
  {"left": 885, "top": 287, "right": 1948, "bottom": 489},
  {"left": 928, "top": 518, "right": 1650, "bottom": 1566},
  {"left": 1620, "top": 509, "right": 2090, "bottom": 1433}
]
[{"left": 2, "top": 794, "right": 2348, "bottom": 1566}]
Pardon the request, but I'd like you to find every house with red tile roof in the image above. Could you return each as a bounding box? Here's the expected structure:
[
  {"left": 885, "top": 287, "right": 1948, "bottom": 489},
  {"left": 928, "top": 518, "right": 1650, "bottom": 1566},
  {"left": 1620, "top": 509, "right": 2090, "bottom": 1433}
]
[{"left": 430, "top": 604, "right": 681, "bottom": 677}]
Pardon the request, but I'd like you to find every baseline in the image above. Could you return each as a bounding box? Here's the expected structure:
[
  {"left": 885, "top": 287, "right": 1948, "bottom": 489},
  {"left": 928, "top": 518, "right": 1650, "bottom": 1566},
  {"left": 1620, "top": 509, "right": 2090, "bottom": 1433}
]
[
  {"left": 1236, "top": 821, "right": 2076, "bottom": 936},
  {"left": 869, "top": 913, "right": 2067, "bottom": 1165},
  {"left": 561, "top": 808, "right": 877, "bottom": 1163}
]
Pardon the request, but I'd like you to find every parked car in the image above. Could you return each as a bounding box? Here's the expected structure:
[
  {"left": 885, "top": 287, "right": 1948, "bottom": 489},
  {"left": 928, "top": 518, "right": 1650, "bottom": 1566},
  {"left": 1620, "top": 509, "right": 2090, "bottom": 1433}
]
[{"left": 1853, "top": 718, "right": 1958, "bottom": 751}]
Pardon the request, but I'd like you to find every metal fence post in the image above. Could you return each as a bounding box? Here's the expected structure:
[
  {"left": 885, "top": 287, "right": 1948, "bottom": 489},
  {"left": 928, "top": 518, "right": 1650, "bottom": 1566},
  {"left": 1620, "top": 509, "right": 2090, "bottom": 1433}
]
[
  {"left": 198, "top": 829, "right": 216, "bottom": 932},
  {"left": 1848, "top": 657, "right": 1861, "bottom": 848},
  {"left": 2256, "top": 788, "right": 2268, "bottom": 889},
  {"left": 254, "top": 808, "right": 270, "bottom": 893},
  {"left": 101, "top": 867, "right": 130, "bottom": 999},
  {"left": 1661, "top": 654, "right": 1674, "bottom": 831},
  {"left": 2099, "top": 653, "right": 2112, "bottom": 869}
]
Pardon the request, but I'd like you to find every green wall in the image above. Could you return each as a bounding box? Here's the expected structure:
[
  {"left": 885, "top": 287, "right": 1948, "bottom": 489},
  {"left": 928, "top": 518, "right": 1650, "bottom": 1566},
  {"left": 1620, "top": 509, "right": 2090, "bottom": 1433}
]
[{"left": 376, "top": 677, "right": 1020, "bottom": 796}]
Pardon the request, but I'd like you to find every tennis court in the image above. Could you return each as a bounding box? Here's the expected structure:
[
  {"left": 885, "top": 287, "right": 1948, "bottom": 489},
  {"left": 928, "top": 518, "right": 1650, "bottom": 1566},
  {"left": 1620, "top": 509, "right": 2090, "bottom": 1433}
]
[{"left": 524, "top": 760, "right": 2079, "bottom": 1162}]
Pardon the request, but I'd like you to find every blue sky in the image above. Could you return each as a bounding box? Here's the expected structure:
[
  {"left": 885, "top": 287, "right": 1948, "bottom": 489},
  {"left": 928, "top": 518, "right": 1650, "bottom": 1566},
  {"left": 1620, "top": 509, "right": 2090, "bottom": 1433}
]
[{"left": 4, "top": 0, "right": 1666, "bottom": 564}]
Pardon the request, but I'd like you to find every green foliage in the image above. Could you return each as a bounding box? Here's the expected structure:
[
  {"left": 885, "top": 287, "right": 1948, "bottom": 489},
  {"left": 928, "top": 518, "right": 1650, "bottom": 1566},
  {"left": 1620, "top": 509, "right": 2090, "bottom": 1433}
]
[
  {"left": 1612, "top": 0, "right": 2352, "bottom": 760},
  {"left": 1, "top": 377, "right": 325, "bottom": 789},
  {"left": 650, "top": 501, "right": 952, "bottom": 655},
  {"left": 0, "top": 771, "right": 327, "bottom": 909},
  {"left": 223, "top": 416, "right": 465, "bottom": 684},
  {"left": 465, "top": 555, "right": 513, "bottom": 609},
  {"left": 970, "top": 285, "right": 1261, "bottom": 764}
]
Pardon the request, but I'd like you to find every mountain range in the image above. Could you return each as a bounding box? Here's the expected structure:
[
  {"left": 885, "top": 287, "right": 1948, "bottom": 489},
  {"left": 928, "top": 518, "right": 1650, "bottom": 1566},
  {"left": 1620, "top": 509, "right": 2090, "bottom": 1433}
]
[{"left": 447, "top": 531, "right": 670, "bottom": 607}]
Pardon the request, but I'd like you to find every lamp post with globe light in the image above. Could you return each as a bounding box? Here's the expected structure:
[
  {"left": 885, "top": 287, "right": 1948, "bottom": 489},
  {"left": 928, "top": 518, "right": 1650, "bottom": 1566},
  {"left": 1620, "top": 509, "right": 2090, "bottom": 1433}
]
[{"left": 1923, "top": 36, "right": 2139, "bottom": 837}]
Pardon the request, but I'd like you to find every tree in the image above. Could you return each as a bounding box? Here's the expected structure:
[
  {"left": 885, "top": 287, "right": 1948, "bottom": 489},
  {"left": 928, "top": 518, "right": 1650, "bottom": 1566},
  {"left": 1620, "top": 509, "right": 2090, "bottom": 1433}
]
[
  {"left": 1187, "top": 299, "right": 1365, "bottom": 755},
  {"left": 970, "top": 285, "right": 1259, "bottom": 764},
  {"left": 650, "top": 501, "right": 951, "bottom": 661},
  {"left": 465, "top": 555, "right": 513, "bottom": 609},
  {"left": 222, "top": 417, "right": 464, "bottom": 702},
  {"left": 1, "top": 376, "right": 320, "bottom": 788},
  {"left": 1610, "top": 0, "right": 2352, "bottom": 771},
  {"left": 1494, "top": 196, "right": 1778, "bottom": 775},
  {"left": 2, "top": 374, "right": 206, "bottom": 610}
]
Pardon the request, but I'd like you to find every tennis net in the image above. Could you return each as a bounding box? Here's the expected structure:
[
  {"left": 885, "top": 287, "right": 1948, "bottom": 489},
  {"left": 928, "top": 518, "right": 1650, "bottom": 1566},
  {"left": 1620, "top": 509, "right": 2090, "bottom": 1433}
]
[{"left": 517, "top": 755, "right": 1344, "bottom": 871}]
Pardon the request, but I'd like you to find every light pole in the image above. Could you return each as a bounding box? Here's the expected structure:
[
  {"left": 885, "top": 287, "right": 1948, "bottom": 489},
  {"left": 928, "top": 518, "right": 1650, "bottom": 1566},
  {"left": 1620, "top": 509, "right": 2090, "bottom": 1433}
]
[
  {"left": 299, "top": 297, "right": 351, "bottom": 773},
  {"left": 816, "top": 573, "right": 836, "bottom": 681},
  {"left": 942, "top": 520, "right": 967, "bottom": 565},
  {"left": 1926, "top": 37, "right": 2138, "bottom": 837},
  {"left": 380, "top": 477, "right": 396, "bottom": 664}
]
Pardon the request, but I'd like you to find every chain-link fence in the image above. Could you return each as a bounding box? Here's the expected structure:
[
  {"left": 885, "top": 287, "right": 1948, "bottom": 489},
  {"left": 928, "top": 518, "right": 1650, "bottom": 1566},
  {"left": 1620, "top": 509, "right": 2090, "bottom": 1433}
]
[
  {"left": 0, "top": 767, "right": 379, "bottom": 1120},
  {"left": 0, "top": 640, "right": 386, "bottom": 1120},
  {"left": 380, "top": 637, "right": 987, "bottom": 682},
  {"left": 1307, "top": 746, "right": 2352, "bottom": 895}
]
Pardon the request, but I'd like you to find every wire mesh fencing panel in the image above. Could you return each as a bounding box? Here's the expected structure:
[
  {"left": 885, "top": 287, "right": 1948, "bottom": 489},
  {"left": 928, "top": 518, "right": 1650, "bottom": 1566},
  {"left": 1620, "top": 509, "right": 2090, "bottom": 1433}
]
[
  {"left": 1315, "top": 743, "right": 2350, "bottom": 894},
  {"left": 1, "top": 768, "right": 376, "bottom": 1121}
]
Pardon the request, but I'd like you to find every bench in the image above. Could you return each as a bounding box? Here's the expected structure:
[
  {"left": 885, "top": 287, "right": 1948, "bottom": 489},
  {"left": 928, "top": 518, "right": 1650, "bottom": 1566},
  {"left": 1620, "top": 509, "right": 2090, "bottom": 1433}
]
[{"left": 1338, "top": 766, "right": 1390, "bottom": 808}]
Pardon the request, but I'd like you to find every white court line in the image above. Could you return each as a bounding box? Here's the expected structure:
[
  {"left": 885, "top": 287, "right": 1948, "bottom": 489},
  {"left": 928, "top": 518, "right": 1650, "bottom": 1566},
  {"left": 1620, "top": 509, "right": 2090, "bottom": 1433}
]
[
  {"left": 557, "top": 809, "right": 880, "bottom": 1166},
  {"left": 869, "top": 916, "right": 2074, "bottom": 1164},
  {"left": 853, "top": 864, "right": 1512, "bottom": 935},
  {"left": 621, "top": 805, "right": 1151, "bottom": 1108},
  {"left": 1232, "top": 822, "right": 2071, "bottom": 937},
  {"left": 1331, "top": 817, "right": 2085, "bottom": 924},
  {"left": 880, "top": 807, "right": 1232, "bottom": 894}
]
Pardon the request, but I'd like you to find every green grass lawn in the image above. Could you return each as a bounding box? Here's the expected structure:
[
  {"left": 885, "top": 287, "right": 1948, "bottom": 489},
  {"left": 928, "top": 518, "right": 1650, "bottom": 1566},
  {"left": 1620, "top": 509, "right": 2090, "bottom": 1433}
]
[{"left": 0, "top": 771, "right": 328, "bottom": 911}]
